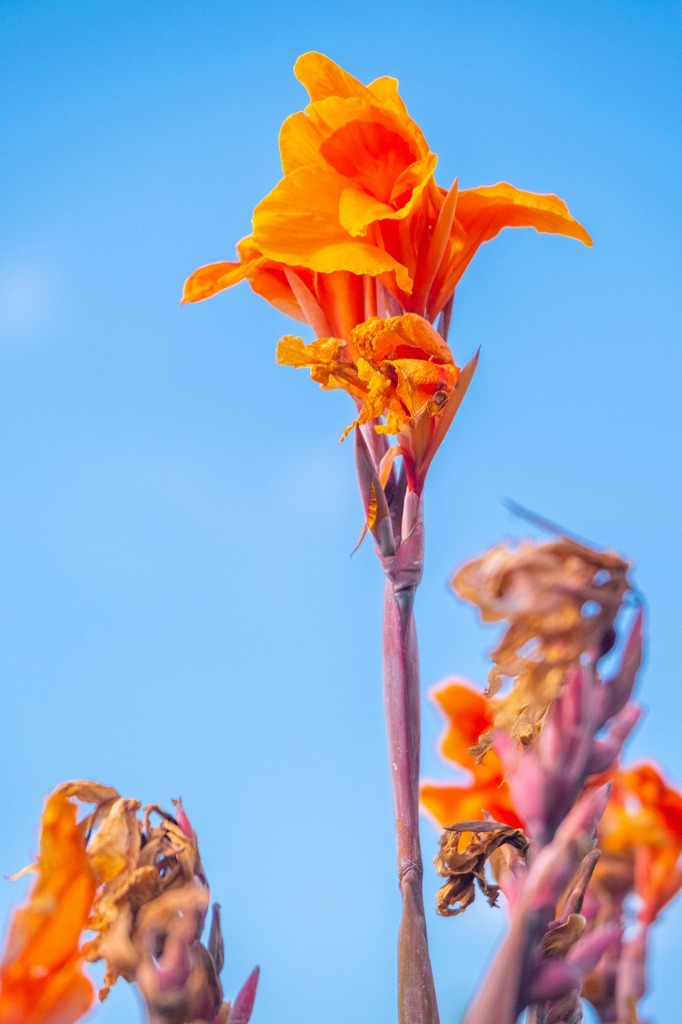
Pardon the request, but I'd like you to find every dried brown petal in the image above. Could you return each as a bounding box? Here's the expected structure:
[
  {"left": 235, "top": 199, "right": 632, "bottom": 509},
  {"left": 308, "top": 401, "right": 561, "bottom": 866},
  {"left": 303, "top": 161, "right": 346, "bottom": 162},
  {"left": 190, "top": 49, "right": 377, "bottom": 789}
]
[
  {"left": 435, "top": 820, "right": 529, "bottom": 916},
  {"left": 88, "top": 798, "right": 142, "bottom": 883},
  {"left": 453, "top": 537, "right": 630, "bottom": 748},
  {"left": 541, "top": 913, "right": 586, "bottom": 958}
]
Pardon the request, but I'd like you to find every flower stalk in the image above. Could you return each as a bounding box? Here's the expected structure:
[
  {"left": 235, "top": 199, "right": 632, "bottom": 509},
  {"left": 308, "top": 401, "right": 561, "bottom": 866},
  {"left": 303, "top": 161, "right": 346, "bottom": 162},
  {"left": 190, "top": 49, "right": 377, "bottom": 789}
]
[{"left": 382, "top": 493, "right": 440, "bottom": 1024}]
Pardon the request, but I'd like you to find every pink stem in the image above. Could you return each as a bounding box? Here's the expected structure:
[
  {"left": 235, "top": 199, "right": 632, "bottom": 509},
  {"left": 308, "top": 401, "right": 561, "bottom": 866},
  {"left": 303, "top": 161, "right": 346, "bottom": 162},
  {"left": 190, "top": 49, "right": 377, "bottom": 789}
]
[
  {"left": 383, "top": 580, "right": 422, "bottom": 879},
  {"left": 381, "top": 493, "right": 439, "bottom": 1024}
]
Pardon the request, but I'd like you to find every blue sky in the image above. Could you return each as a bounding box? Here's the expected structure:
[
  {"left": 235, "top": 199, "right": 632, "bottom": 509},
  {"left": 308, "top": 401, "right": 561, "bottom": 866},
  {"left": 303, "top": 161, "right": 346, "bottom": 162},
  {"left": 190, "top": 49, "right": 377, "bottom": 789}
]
[{"left": 1, "top": 2, "right": 681, "bottom": 1021}]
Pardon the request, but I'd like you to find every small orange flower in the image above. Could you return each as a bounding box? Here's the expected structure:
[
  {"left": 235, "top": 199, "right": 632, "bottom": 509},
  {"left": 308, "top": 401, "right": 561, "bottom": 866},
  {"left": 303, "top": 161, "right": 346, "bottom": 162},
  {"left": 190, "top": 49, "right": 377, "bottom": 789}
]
[
  {"left": 420, "top": 681, "right": 523, "bottom": 830},
  {"left": 183, "top": 52, "right": 591, "bottom": 336},
  {"left": 598, "top": 763, "right": 682, "bottom": 924},
  {"left": 0, "top": 789, "right": 97, "bottom": 1024},
  {"left": 278, "top": 312, "right": 472, "bottom": 491}
]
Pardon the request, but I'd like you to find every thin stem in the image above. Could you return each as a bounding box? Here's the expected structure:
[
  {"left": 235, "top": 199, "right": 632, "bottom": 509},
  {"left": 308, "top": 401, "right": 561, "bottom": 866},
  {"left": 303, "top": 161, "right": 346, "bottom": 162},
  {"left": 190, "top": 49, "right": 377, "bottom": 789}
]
[
  {"left": 383, "top": 579, "right": 421, "bottom": 878},
  {"left": 381, "top": 492, "right": 439, "bottom": 1024}
]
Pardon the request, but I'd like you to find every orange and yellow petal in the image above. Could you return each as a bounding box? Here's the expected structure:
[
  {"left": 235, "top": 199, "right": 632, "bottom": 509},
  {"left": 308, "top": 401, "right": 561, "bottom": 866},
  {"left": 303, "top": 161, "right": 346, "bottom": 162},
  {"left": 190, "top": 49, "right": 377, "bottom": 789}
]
[
  {"left": 421, "top": 681, "right": 524, "bottom": 831},
  {"left": 182, "top": 258, "right": 254, "bottom": 304},
  {"left": 429, "top": 182, "right": 592, "bottom": 316},
  {"left": 431, "top": 683, "right": 496, "bottom": 773},
  {"left": 293, "top": 51, "right": 372, "bottom": 103},
  {"left": 0, "top": 790, "right": 97, "bottom": 1023},
  {"left": 421, "top": 780, "right": 522, "bottom": 831},
  {"left": 456, "top": 182, "right": 592, "bottom": 249},
  {"left": 352, "top": 312, "right": 454, "bottom": 366},
  {"left": 281, "top": 95, "right": 424, "bottom": 176},
  {"left": 253, "top": 166, "right": 413, "bottom": 292},
  {"left": 367, "top": 75, "right": 411, "bottom": 119},
  {"left": 598, "top": 763, "right": 682, "bottom": 921},
  {"left": 337, "top": 154, "right": 437, "bottom": 238}
]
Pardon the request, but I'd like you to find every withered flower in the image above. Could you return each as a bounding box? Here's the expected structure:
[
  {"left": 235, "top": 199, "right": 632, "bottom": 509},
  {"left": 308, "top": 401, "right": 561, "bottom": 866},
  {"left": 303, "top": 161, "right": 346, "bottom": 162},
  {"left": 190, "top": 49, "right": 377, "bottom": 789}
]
[
  {"left": 3, "top": 781, "right": 258, "bottom": 1024},
  {"left": 434, "top": 820, "right": 529, "bottom": 917},
  {"left": 453, "top": 534, "right": 630, "bottom": 752}
]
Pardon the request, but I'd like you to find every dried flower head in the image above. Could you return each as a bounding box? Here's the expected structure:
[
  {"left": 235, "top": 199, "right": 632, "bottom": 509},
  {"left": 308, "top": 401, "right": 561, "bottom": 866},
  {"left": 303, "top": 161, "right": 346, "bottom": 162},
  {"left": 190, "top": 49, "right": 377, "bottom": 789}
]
[
  {"left": 434, "top": 821, "right": 529, "bottom": 917},
  {"left": 1, "top": 781, "right": 257, "bottom": 1024},
  {"left": 453, "top": 535, "right": 630, "bottom": 752}
]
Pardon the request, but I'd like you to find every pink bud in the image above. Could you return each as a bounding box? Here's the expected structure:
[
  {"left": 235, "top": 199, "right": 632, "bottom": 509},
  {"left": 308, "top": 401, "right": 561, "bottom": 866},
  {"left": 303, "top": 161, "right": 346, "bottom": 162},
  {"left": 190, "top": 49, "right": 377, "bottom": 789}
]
[
  {"left": 597, "top": 609, "right": 643, "bottom": 727},
  {"left": 229, "top": 966, "right": 260, "bottom": 1024},
  {"left": 172, "top": 797, "right": 195, "bottom": 839}
]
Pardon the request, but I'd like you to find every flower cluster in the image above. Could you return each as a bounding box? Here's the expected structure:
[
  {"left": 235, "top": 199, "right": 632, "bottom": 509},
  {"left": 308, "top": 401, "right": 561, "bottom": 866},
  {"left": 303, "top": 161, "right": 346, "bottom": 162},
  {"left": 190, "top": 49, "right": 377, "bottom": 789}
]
[
  {"left": 0, "top": 782, "right": 258, "bottom": 1024},
  {"left": 423, "top": 530, "right": 682, "bottom": 1023}
]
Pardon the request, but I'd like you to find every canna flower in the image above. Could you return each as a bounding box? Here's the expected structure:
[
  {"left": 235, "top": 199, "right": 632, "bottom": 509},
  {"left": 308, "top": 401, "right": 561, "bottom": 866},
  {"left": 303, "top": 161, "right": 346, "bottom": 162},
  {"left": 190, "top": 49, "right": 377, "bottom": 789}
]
[
  {"left": 597, "top": 763, "right": 682, "bottom": 925},
  {"left": 277, "top": 311, "right": 470, "bottom": 490},
  {"left": 420, "top": 681, "right": 523, "bottom": 830},
  {"left": 182, "top": 51, "right": 591, "bottom": 337},
  {"left": 0, "top": 788, "right": 97, "bottom": 1024}
]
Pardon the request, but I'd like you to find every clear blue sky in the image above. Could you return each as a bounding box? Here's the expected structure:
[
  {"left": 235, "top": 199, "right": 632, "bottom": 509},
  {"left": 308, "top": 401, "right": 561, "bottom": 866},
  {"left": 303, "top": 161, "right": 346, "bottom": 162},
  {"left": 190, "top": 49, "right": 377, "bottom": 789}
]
[{"left": 1, "top": 2, "right": 681, "bottom": 1022}]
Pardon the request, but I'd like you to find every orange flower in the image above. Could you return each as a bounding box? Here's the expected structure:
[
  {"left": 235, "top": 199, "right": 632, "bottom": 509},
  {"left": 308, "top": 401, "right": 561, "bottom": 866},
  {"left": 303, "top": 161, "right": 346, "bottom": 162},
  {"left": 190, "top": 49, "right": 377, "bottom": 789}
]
[
  {"left": 278, "top": 312, "right": 471, "bottom": 490},
  {"left": 598, "top": 763, "right": 682, "bottom": 924},
  {"left": 420, "top": 681, "right": 523, "bottom": 830},
  {"left": 183, "top": 52, "right": 591, "bottom": 336},
  {"left": 0, "top": 790, "right": 97, "bottom": 1024}
]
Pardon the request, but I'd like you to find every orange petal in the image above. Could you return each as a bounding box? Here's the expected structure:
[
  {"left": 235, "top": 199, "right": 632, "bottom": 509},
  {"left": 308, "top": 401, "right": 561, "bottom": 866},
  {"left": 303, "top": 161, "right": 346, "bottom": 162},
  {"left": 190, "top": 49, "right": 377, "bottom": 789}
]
[
  {"left": 338, "top": 153, "right": 436, "bottom": 237},
  {"left": 279, "top": 110, "right": 327, "bottom": 175},
  {"left": 21, "top": 962, "right": 94, "bottom": 1024},
  {"left": 253, "top": 166, "right": 413, "bottom": 292},
  {"left": 0, "top": 791, "right": 96, "bottom": 1023},
  {"left": 421, "top": 781, "right": 522, "bottom": 830},
  {"left": 352, "top": 312, "right": 454, "bottom": 364},
  {"left": 367, "top": 75, "right": 410, "bottom": 118},
  {"left": 181, "top": 259, "right": 253, "bottom": 303},
  {"left": 457, "top": 183, "right": 592, "bottom": 247},
  {"left": 431, "top": 682, "right": 497, "bottom": 772},
  {"left": 293, "top": 51, "right": 371, "bottom": 103},
  {"left": 429, "top": 182, "right": 592, "bottom": 317}
]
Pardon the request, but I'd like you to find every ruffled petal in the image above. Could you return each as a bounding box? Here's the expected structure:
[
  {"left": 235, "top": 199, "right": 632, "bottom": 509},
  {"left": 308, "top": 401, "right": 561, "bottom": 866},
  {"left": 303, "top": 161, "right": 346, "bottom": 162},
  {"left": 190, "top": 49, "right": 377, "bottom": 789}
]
[
  {"left": 354, "top": 312, "right": 454, "bottom": 364},
  {"left": 367, "top": 75, "right": 410, "bottom": 118},
  {"left": 293, "top": 51, "right": 371, "bottom": 102},
  {"left": 338, "top": 153, "right": 437, "bottom": 237},
  {"left": 0, "top": 791, "right": 96, "bottom": 1024},
  {"left": 253, "top": 166, "right": 413, "bottom": 291},
  {"left": 279, "top": 110, "right": 326, "bottom": 175},
  {"left": 456, "top": 183, "right": 592, "bottom": 246},
  {"left": 276, "top": 333, "right": 346, "bottom": 372},
  {"left": 428, "top": 182, "right": 592, "bottom": 317}
]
